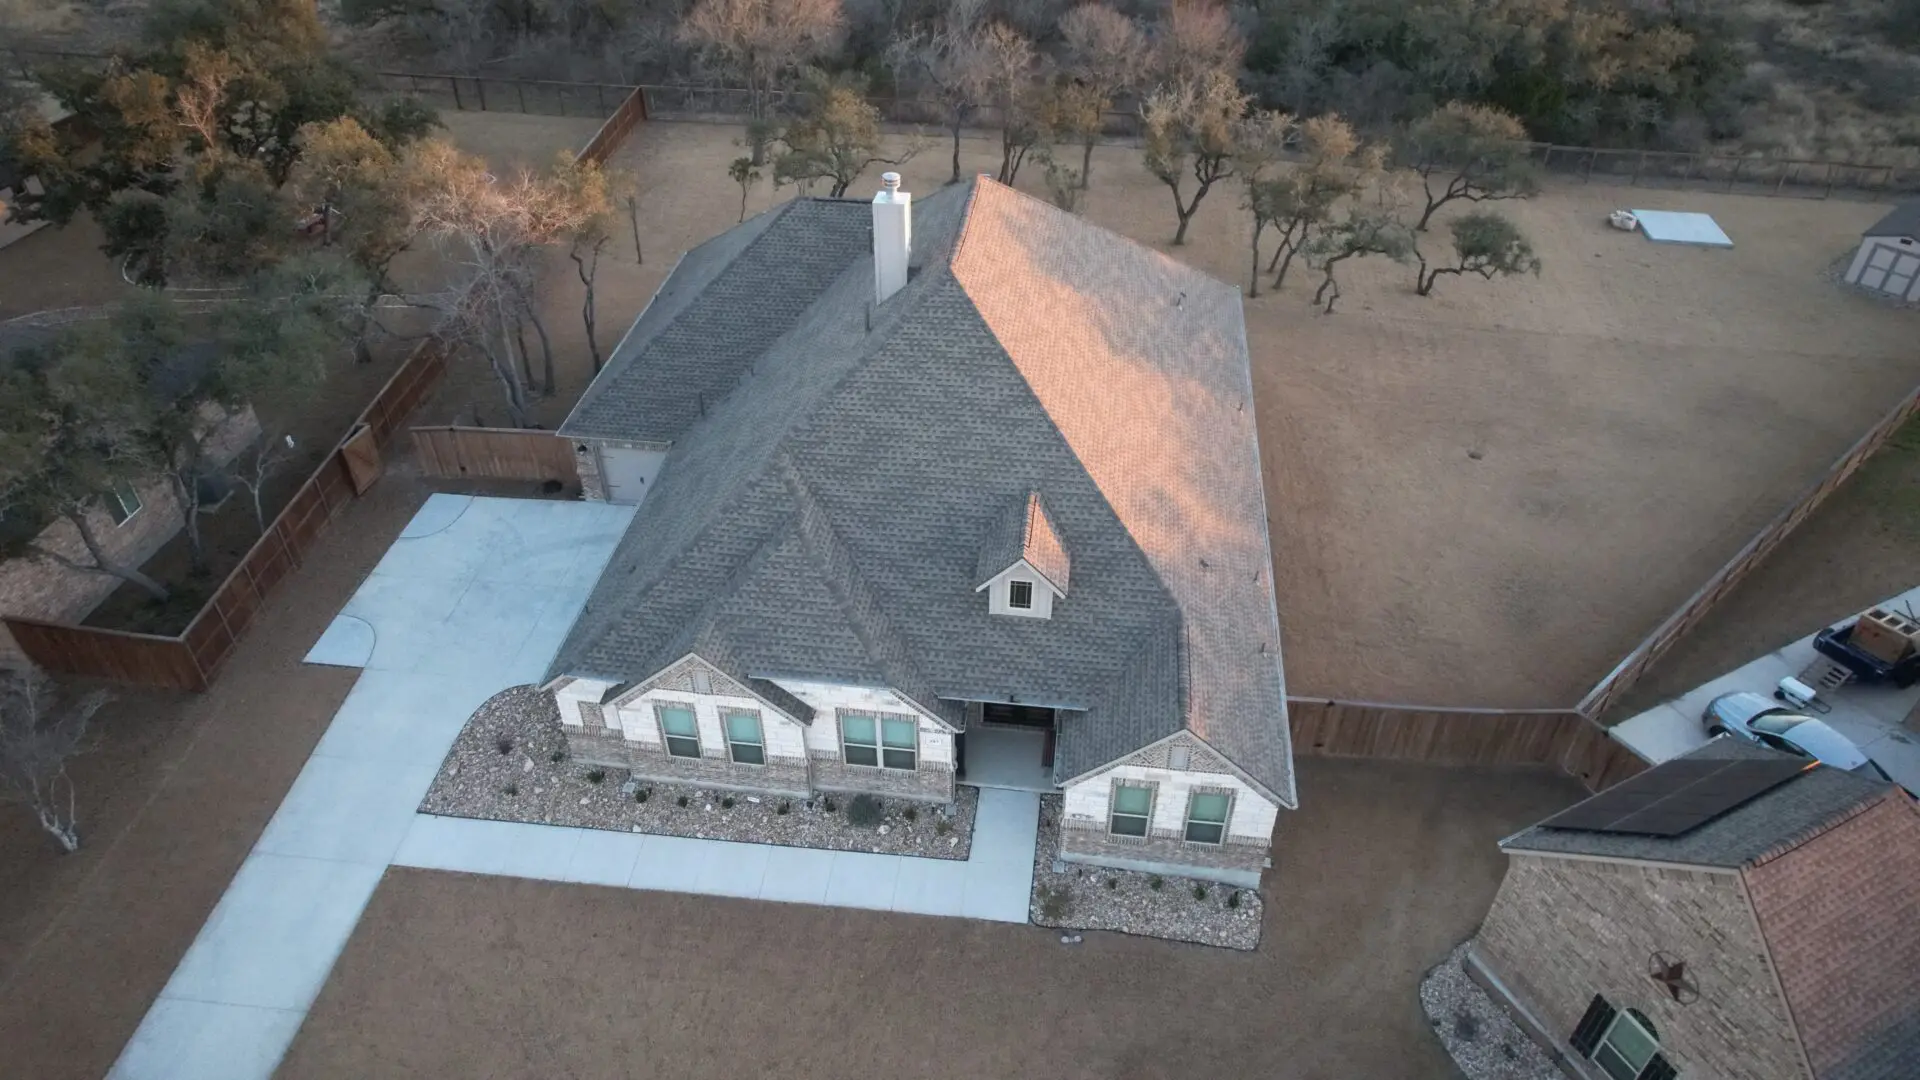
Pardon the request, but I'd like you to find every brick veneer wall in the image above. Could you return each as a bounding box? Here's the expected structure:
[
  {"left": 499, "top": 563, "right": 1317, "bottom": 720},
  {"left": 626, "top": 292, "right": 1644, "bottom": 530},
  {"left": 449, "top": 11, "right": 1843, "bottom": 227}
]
[
  {"left": 0, "top": 406, "right": 260, "bottom": 668},
  {"left": 810, "top": 750, "right": 954, "bottom": 803},
  {"left": 1059, "top": 822, "right": 1267, "bottom": 878},
  {"left": 573, "top": 440, "right": 604, "bottom": 501},
  {"left": 1474, "top": 854, "right": 1810, "bottom": 1080}
]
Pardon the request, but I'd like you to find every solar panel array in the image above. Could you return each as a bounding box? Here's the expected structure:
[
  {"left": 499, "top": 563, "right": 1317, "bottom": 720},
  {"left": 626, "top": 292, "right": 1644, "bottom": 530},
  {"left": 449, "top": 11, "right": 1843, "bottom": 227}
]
[{"left": 1538, "top": 757, "right": 1809, "bottom": 837}]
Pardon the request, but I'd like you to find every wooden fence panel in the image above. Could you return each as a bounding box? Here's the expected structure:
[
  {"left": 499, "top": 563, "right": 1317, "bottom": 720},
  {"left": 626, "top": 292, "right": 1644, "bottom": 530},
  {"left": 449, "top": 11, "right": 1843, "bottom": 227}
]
[
  {"left": 411, "top": 426, "right": 579, "bottom": 485},
  {"left": 578, "top": 87, "right": 648, "bottom": 166},
  {"left": 3, "top": 618, "right": 205, "bottom": 691},
  {"left": 1287, "top": 698, "right": 1640, "bottom": 791},
  {"left": 1579, "top": 383, "right": 1920, "bottom": 719}
]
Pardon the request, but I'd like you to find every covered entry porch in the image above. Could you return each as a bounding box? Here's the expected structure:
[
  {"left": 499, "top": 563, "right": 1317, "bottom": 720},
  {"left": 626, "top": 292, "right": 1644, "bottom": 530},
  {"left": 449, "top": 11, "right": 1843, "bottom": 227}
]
[{"left": 956, "top": 703, "right": 1056, "bottom": 793}]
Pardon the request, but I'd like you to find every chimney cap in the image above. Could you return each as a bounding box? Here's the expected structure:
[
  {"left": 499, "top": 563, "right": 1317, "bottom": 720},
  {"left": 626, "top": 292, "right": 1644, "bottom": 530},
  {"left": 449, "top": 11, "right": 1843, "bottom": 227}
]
[{"left": 880, "top": 172, "right": 901, "bottom": 192}]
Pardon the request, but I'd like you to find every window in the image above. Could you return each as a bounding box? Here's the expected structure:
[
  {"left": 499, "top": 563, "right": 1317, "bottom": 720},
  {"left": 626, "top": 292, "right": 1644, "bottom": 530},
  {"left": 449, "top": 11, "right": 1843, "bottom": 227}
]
[
  {"left": 657, "top": 704, "right": 700, "bottom": 758},
  {"left": 1185, "top": 792, "right": 1230, "bottom": 844},
  {"left": 1008, "top": 579, "right": 1033, "bottom": 609},
  {"left": 881, "top": 717, "right": 917, "bottom": 769},
  {"left": 842, "top": 713, "right": 917, "bottom": 770},
  {"left": 1109, "top": 783, "right": 1152, "bottom": 836},
  {"left": 1570, "top": 996, "right": 1676, "bottom": 1080},
  {"left": 724, "top": 710, "right": 764, "bottom": 765},
  {"left": 106, "top": 483, "right": 142, "bottom": 525}
]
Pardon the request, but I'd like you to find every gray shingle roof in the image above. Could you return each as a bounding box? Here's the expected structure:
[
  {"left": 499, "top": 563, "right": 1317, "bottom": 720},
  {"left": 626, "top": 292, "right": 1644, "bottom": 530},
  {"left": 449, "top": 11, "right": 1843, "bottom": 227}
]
[
  {"left": 1502, "top": 738, "right": 1889, "bottom": 868},
  {"left": 975, "top": 491, "right": 1071, "bottom": 595},
  {"left": 548, "top": 178, "right": 1294, "bottom": 805},
  {"left": 1864, "top": 201, "right": 1920, "bottom": 241}
]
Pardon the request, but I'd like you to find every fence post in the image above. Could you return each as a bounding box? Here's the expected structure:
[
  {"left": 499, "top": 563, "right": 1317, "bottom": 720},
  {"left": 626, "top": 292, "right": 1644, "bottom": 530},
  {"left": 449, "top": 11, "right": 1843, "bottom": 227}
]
[
  {"left": 1541, "top": 145, "right": 1555, "bottom": 170},
  {"left": 1825, "top": 162, "right": 1836, "bottom": 199},
  {"left": 597, "top": 83, "right": 607, "bottom": 115},
  {"left": 1632, "top": 151, "right": 1645, "bottom": 186},
  {"left": 517, "top": 81, "right": 527, "bottom": 113},
  {"left": 449, "top": 75, "right": 463, "bottom": 111},
  {"left": 475, "top": 77, "right": 488, "bottom": 111},
  {"left": 1584, "top": 151, "right": 1596, "bottom": 183},
  {"left": 1728, "top": 158, "right": 1742, "bottom": 191},
  {"left": 1776, "top": 163, "right": 1790, "bottom": 195}
]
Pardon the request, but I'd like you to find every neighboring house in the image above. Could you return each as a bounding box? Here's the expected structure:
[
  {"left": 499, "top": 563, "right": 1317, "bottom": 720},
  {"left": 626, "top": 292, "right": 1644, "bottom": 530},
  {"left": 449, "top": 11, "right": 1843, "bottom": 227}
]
[
  {"left": 1842, "top": 201, "right": 1920, "bottom": 303},
  {"left": 544, "top": 174, "right": 1295, "bottom": 886},
  {"left": 1469, "top": 737, "right": 1920, "bottom": 1080}
]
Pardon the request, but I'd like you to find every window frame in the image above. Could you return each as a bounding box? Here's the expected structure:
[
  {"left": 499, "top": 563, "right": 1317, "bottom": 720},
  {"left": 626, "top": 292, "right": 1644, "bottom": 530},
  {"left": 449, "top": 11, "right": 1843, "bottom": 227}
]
[
  {"left": 840, "top": 711, "right": 880, "bottom": 767},
  {"left": 1183, "top": 790, "right": 1232, "bottom": 845},
  {"left": 1591, "top": 1008, "right": 1661, "bottom": 1080},
  {"left": 841, "top": 711, "right": 918, "bottom": 771},
  {"left": 1108, "top": 781, "right": 1153, "bottom": 837},
  {"left": 723, "top": 708, "right": 764, "bottom": 765},
  {"left": 1007, "top": 579, "right": 1034, "bottom": 609},
  {"left": 655, "top": 702, "right": 701, "bottom": 759},
  {"left": 106, "top": 483, "right": 142, "bottom": 526},
  {"left": 880, "top": 716, "right": 917, "bottom": 770}
]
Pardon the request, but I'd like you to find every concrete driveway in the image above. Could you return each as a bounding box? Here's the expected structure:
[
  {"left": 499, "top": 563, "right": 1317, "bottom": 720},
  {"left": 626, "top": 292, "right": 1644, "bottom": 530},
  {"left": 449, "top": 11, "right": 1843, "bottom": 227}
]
[{"left": 1614, "top": 585, "right": 1920, "bottom": 791}]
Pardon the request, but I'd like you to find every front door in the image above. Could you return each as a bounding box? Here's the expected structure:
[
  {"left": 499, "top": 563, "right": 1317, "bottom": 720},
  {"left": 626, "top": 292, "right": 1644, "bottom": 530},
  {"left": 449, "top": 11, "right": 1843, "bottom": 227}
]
[{"left": 979, "top": 703, "right": 1055, "bottom": 768}]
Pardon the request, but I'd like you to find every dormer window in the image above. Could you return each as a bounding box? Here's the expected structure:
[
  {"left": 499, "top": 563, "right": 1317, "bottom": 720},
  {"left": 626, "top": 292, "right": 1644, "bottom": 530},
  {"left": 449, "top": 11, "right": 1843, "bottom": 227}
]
[{"left": 976, "top": 491, "right": 1070, "bottom": 620}]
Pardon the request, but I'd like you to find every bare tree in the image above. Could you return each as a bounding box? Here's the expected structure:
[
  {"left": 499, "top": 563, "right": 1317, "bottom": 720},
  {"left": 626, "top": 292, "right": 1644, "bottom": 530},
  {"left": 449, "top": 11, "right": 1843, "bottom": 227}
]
[
  {"left": 232, "top": 431, "right": 296, "bottom": 535},
  {"left": 1237, "top": 108, "right": 1294, "bottom": 297},
  {"left": 1059, "top": 3, "right": 1147, "bottom": 187},
  {"left": 681, "top": 0, "right": 848, "bottom": 164},
  {"left": 1259, "top": 114, "right": 1382, "bottom": 292},
  {"left": 975, "top": 21, "right": 1043, "bottom": 185},
  {"left": 1397, "top": 102, "right": 1539, "bottom": 231},
  {"left": 886, "top": 0, "right": 991, "bottom": 185},
  {"left": 1140, "top": 70, "right": 1248, "bottom": 245},
  {"left": 0, "top": 668, "right": 107, "bottom": 854},
  {"left": 1150, "top": 0, "right": 1245, "bottom": 87},
  {"left": 1415, "top": 211, "right": 1541, "bottom": 296}
]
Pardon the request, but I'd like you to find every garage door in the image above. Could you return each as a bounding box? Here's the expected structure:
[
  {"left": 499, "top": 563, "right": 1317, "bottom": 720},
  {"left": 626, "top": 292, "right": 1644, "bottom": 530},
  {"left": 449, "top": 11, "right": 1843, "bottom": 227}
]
[
  {"left": 599, "top": 446, "right": 665, "bottom": 506},
  {"left": 1859, "top": 242, "right": 1920, "bottom": 299}
]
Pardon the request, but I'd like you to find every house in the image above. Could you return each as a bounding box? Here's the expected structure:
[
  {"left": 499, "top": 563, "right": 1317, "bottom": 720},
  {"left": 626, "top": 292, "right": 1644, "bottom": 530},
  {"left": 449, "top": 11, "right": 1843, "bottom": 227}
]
[
  {"left": 1842, "top": 201, "right": 1920, "bottom": 302},
  {"left": 542, "top": 174, "right": 1295, "bottom": 886},
  {"left": 1469, "top": 737, "right": 1920, "bottom": 1080}
]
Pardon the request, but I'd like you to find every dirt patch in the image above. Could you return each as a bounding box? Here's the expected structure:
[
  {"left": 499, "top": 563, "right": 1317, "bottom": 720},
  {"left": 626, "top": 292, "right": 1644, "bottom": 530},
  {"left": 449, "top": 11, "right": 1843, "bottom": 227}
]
[
  {"left": 281, "top": 758, "right": 1581, "bottom": 1080},
  {"left": 0, "top": 211, "right": 134, "bottom": 323}
]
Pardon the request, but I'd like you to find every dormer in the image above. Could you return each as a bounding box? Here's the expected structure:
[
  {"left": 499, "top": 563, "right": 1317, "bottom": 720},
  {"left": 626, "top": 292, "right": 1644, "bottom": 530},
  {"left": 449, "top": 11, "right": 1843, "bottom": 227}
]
[{"left": 975, "top": 491, "right": 1069, "bottom": 619}]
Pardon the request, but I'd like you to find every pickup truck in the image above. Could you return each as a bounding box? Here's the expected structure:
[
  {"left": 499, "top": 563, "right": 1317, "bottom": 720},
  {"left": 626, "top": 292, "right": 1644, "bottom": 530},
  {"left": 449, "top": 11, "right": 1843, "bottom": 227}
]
[{"left": 1813, "top": 620, "right": 1920, "bottom": 688}]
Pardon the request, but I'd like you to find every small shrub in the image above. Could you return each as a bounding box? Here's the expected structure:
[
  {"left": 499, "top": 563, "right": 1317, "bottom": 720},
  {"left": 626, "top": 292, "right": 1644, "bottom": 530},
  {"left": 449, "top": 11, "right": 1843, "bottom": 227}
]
[
  {"left": 847, "top": 794, "right": 884, "bottom": 827},
  {"left": 586, "top": 769, "right": 606, "bottom": 784},
  {"left": 635, "top": 787, "right": 651, "bottom": 804},
  {"left": 1148, "top": 875, "right": 1164, "bottom": 891},
  {"left": 495, "top": 733, "right": 515, "bottom": 755},
  {"left": 777, "top": 801, "right": 791, "bottom": 815},
  {"left": 1105, "top": 877, "right": 1118, "bottom": 890},
  {"left": 549, "top": 748, "right": 565, "bottom": 763},
  {"left": 1037, "top": 884, "right": 1073, "bottom": 921},
  {"left": 1193, "top": 884, "right": 1208, "bottom": 901},
  {"left": 1227, "top": 890, "right": 1241, "bottom": 909},
  {"left": 934, "top": 818, "right": 952, "bottom": 836},
  {"left": 823, "top": 795, "right": 838, "bottom": 813},
  {"left": 721, "top": 795, "right": 735, "bottom": 809},
  {"left": 1453, "top": 1012, "right": 1481, "bottom": 1042},
  {"left": 676, "top": 795, "right": 690, "bottom": 808},
  {"left": 903, "top": 806, "right": 918, "bottom": 822},
  {"left": 503, "top": 782, "right": 519, "bottom": 797}
]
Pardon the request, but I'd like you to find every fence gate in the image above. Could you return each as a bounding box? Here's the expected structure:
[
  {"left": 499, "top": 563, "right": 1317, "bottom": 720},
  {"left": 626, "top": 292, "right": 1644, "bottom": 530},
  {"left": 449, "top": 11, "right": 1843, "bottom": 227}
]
[{"left": 340, "top": 422, "right": 384, "bottom": 495}]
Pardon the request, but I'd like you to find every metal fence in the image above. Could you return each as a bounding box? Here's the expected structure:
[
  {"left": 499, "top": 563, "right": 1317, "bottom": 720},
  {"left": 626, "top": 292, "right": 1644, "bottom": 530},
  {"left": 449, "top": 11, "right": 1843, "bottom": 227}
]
[
  {"left": 1532, "top": 143, "right": 1919, "bottom": 198},
  {"left": 368, "top": 71, "right": 637, "bottom": 120}
]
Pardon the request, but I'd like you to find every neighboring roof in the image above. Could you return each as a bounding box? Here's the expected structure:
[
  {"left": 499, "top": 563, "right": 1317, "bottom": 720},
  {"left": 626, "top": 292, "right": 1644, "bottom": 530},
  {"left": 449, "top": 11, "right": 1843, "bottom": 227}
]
[
  {"left": 548, "top": 178, "right": 1294, "bottom": 803},
  {"left": 1502, "top": 738, "right": 1889, "bottom": 868},
  {"left": 975, "top": 491, "right": 1070, "bottom": 595},
  {"left": 1744, "top": 792, "right": 1920, "bottom": 1080},
  {"left": 1863, "top": 201, "right": 1920, "bottom": 241}
]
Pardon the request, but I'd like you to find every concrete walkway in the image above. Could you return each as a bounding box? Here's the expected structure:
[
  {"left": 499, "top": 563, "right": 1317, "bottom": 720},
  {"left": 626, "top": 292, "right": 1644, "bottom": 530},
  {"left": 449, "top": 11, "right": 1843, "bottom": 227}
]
[{"left": 109, "top": 494, "right": 1042, "bottom": 1080}]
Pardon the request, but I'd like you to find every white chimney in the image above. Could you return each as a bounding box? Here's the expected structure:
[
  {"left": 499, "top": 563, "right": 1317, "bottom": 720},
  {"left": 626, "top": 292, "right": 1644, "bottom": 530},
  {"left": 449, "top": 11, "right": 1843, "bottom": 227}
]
[{"left": 872, "top": 172, "right": 911, "bottom": 304}]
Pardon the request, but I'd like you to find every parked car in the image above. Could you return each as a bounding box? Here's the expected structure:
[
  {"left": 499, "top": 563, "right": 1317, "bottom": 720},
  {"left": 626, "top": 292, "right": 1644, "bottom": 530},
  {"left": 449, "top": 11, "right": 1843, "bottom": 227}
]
[
  {"left": 1813, "top": 621, "right": 1920, "bottom": 688},
  {"left": 1702, "top": 692, "right": 1895, "bottom": 783}
]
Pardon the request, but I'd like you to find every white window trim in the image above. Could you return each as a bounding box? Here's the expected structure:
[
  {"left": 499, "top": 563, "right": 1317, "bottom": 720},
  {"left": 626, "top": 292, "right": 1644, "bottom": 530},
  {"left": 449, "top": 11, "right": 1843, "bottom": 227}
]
[
  {"left": 1007, "top": 579, "right": 1034, "bottom": 609},
  {"left": 655, "top": 702, "right": 701, "bottom": 759},
  {"left": 1108, "top": 781, "right": 1154, "bottom": 837},
  {"left": 839, "top": 711, "right": 918, "bottom": 771},
  {"left": 1183, "top": 789, "right": 1233, "bottom": 845},
  {"left": 723, "top": 708, "right": 764, "bottom": 765},
  {"left": 107, "top": 483, "right": 143, "bottom": 526}
]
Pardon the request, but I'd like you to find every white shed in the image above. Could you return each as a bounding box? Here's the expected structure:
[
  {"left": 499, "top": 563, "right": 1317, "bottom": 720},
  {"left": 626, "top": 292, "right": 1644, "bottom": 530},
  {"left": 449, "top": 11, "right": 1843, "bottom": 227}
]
[{"left": 1844, "top": 202, "right": 1920, "bottom": 302}]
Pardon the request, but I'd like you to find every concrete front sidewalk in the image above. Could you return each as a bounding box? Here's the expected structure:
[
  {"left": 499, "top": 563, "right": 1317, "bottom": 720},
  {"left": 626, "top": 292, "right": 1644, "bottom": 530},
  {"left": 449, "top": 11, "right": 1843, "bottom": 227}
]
[
  {"left": 107, "top": 495, "right": 635, "bottom": 1080},
  {"left": 391, "top": 786, "right": 1039, "bottom": 921}
]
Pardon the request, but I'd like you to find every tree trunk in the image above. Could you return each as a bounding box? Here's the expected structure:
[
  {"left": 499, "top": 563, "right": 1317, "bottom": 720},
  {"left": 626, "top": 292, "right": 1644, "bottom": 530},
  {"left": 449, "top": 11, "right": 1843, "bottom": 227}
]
[
  {"left": 1079, "top": 136, "right": 1095, "bottom": 190},
  {"left": 33, "top": 801, "right": 79, "bottom": 853},
  {"left": 1173, "top": 204, "right": 1195, "bottom": 245},
  {"left": 53, "top": 511, "right": 171, "bottom": 601},
  {"left": 524, "top": 303, "right": 557, "bottom": 399},
  {"left": 949, "top": 117, "right": 964, "bottom": 184},
  {"left": 513, "top": 320, "right": 537, "bottom": 394},
  {"left": 492, "top": 312, "right": 532, "bottom": 427},
  {"left": 738, "top": 183, "right": 749, "bottom": 222},
  {"left": 573, "top": 241, "right": 604, "bottom": 376},
  {"left": 166, "top": 457, "right": 208, "bottom": 577},
  {"left": 1248, "top": 219, "right": 1264, "bottom": 298},
  {"left": 626, "top": 197, "right": 643, "bottom": 264}
]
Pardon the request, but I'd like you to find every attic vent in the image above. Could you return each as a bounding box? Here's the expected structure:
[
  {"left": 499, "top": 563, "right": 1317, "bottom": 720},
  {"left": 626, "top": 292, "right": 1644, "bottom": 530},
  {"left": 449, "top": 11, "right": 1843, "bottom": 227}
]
[
  {"left": 691, "top": 670, "right": 712, "bottom": 694},
  {"left": 1169, "top": 745, "right": 1191, "bottom": 770}
]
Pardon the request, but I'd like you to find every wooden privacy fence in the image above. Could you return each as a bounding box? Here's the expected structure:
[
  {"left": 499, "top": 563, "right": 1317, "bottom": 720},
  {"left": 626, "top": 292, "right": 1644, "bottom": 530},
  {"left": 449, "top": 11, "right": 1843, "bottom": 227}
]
[
  {"left": 411, "top": 426, "right": 579, "bottom": 485},
  {"left": 1289, "top": 698, "right": 1647, "bottom": 792},
  {"left": 1578, "top": 383, "right": 1920, "bottom": 721},
  {"left": 579, "top": 86, "right": 649, "bottom": 167},
  {"left": 4, "top": 343, "right": 449, "bottom": 690}
]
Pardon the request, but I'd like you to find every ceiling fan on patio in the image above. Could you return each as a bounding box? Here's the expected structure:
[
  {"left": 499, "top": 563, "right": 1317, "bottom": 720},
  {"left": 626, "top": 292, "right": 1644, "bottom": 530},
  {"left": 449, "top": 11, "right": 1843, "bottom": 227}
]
[{"left": 1648, "top": 951, "right": 1700, "bottom": 1005}]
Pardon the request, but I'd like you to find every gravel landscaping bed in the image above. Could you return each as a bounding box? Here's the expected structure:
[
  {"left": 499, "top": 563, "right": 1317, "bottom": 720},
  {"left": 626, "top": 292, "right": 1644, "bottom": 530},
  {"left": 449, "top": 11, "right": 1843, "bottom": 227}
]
[
  {"left": 1419, "top": 941, "right": 1560, "bottom": 1080},
  {"left": 421, "top": 685, "right": 976, "bottom": 859},
  {"left": 1026, "top": 795, "right": 1262, "bottom": 950}
]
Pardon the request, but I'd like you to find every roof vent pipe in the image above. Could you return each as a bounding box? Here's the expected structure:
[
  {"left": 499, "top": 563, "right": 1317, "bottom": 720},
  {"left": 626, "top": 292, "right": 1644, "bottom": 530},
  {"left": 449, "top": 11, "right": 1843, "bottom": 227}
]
[{"left": 872, "top": 171, "right": 911, "bottom": 305}]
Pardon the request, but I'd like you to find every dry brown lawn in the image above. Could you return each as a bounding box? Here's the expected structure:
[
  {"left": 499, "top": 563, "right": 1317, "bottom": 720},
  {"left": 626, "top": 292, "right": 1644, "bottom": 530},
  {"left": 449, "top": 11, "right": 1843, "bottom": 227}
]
[
  {"left": 529, "top": 120, "right": 1919, "bottom": 710},
  {"left": 280, "top": 758, "right": 1580, "bottom": 1080}
]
